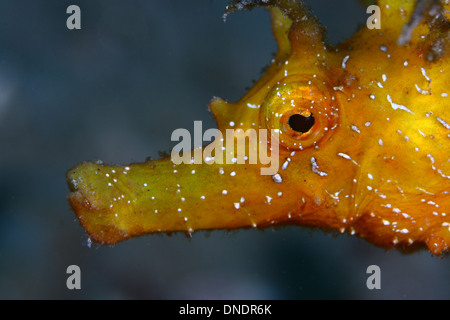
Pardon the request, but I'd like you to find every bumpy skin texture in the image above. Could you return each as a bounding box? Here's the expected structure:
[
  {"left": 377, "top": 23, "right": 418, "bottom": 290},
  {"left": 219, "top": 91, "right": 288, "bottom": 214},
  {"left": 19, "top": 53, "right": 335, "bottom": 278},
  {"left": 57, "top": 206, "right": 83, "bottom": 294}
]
[{"left": 67, "top": 0, "right": 450, "bottom": 255}]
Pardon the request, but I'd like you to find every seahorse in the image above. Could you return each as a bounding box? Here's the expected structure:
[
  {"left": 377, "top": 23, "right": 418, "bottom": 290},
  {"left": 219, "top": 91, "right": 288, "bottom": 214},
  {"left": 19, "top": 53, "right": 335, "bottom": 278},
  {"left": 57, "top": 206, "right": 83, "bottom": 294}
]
[{"left": 66, "top": 0, "right": 450, "bottom": 255}]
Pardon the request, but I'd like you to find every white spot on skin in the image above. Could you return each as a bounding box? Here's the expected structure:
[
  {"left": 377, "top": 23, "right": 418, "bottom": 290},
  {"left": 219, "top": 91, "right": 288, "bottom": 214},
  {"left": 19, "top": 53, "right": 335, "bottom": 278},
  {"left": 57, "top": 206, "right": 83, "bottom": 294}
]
[
  {"left": 387, "top": 94, "right": 414, "bottom": 114},
  {"left": 436, "top": 117, "right": 450, "bottom": 129},
  {"left": 341, "top": 55, "right": 350, "bottom": 69},
  {"left": 246, "top": 103, "right": 260, "bottom": 109},
  {"left": 415, "top": 84, "right": 430, "bottom": 95},
  {"left": 338, "top": 153, "right": 351, "bottom": 160},
  {"left": 337, "top": 153, "right": 360, "bottom": 166},
  {"left": 380, "top": 45, "right": 388, "bottom": 52},
  {"left": 421, "top": 67, "right": 431, "bottom": 84},
  {"left": 272, "top": 173, "right": 283, "bottom": 183},
  {"left": 311, "top": 157, "right": 328, "bottom": 177},
  {"left": 325, "top": 189, "right": 343, "bottom": 201},
  {"left": 234, "top": 202, "right": 240, "bottom": 209},
  {"left": 351, "top": 125, "right": 360, "bottom": 133}
]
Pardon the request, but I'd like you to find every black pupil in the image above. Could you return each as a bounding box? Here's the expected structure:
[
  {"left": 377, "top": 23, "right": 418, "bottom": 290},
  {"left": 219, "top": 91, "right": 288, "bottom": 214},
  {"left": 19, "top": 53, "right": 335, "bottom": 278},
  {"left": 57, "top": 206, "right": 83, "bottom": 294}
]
[{"left": 288, "top": 113, "right": 315, "bottom": 133}]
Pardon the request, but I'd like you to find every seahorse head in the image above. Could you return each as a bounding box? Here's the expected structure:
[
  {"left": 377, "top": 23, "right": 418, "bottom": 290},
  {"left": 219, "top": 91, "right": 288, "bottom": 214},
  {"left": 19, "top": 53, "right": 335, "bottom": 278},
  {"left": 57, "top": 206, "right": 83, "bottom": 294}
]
[{"left": 66, "top": 0, "right": 450, "bottom": 255}]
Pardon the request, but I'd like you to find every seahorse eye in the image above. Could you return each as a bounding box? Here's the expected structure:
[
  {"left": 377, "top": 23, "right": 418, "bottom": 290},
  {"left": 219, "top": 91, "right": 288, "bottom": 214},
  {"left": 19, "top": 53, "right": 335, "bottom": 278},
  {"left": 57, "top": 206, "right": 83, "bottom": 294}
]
[
  {"left": 261, "top": 75, "right": 339, "bottom": 150},
  {"left": 288, "top": 113, "right": 315, "bottom": 133}
]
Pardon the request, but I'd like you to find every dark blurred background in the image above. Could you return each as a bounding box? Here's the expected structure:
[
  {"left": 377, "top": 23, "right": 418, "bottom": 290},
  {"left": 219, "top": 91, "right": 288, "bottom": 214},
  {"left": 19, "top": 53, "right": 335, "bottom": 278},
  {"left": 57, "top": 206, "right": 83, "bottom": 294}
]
[{"left": 0, "top": 0, "right": 448, "bottom": 299}]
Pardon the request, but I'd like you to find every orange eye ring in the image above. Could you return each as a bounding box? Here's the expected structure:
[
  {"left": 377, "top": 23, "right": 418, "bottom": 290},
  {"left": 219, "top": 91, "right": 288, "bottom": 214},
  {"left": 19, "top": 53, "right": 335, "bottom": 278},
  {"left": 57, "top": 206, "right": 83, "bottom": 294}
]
[{"left": 261, "top": 75, "right": 339, "bottom": 150}]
